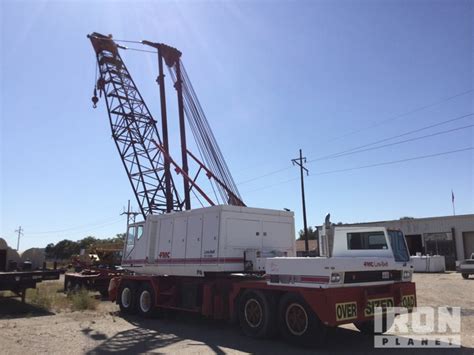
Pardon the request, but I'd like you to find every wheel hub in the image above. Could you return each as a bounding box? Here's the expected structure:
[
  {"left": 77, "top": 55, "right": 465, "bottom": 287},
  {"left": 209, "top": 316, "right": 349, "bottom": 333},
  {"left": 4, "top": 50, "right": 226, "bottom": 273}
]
[
  {"left": 285, "top": 303, "right": 308, "bottom": 336},
  {"left": 244, "top": 298, "right": 263, "bottom": 328},
  {"left": 140, "top": 290, "right": 151, "bottom": 312},
  {"left": 121, "top": 287, "right": 131, "bottom": 308}
]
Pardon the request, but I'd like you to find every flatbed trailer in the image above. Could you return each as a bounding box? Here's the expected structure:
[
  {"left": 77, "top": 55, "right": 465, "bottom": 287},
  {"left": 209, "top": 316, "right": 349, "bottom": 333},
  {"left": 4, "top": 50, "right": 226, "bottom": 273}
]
[
  {"left": 0, "top": 269, "right": 61, "bottom": 302},
  {"left": 64, "top": 268, "right": 124, "bottom": 297}
]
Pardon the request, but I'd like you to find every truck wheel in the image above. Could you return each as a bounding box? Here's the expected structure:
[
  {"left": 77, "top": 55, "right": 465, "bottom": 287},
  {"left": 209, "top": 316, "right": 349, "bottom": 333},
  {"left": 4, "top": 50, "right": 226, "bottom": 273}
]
[
  {"left": 238, "top": 290, "right": 276, "bottom": 338},
  {"left": 137, "top": 283, "right": 156, "bottom": 317},
  {"left": 461, "top": 273, "right": 469, "bottom": 279},
  {"left": 278, "top": 293, "right": 327, "bottom": 347},
  {"left": 118, "top": 282, "right": 136, "bottom": 314},
  {"left": 65, "top": 279, "right": 74, "bottom": 293},
  {"left": 354, "top": 316, "right": 394, "bottom": 335}
]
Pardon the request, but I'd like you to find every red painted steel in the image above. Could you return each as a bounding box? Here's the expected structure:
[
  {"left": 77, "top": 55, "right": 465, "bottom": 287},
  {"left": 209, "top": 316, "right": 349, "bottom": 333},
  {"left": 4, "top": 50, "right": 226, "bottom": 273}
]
[{"left": 110, "top": 273, "right": 416, "bottom": 327}]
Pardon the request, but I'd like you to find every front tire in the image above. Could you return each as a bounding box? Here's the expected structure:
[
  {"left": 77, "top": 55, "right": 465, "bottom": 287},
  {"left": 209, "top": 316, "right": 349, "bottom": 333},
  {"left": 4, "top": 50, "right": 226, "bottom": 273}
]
[
  {"left": 354, "top": 315, "right": 394, "bottom": 335},
  {"left": 278, "top": 293, "right": 327, "bottom": 347},
  {"left": 461, "top": 273, "right": 469, "bottom": 279},
  {"left": 238, "top": 290, "right": 276, "bottom": 338},
  {"left": 118, "top": 281, "right": 136, "bottom": 314}
]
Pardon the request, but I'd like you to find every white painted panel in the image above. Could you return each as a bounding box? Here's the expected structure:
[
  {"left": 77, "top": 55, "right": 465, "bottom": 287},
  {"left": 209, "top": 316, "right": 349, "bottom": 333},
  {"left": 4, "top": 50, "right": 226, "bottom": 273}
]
[
  {"left": 226, "top": 218, "right": 261, "bottom": 248},
  {"left": 172, "top": 217, "right": 187, "bottom": 259},
  {"left": 202, "top": 212, "right": 219, "bottom": 260},
  {"left": 262, "top": 221, "right": 293, "bottom": 250},
  {"left": 186, "top": 214, "right": 203, "bottom": 260},
  {"left": 148, "top": 220, "right": 160, "bottom": 262},
  {"left": 156, "top": 218, "right": 173, "bottom": 260}
]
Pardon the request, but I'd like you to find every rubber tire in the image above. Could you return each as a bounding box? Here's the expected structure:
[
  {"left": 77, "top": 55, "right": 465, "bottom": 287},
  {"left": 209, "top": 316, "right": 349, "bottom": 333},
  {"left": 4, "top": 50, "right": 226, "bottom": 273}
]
[
  {"left": 354, "top": 315, "right": 394, "bottom": 335},
  {"left": 118, "top": 281, "right": 137, "bottom": 314},
  {"left": 461, "top": 273, "right": 469, "bottom": 280},
  {"left": 278, "top": 293, "right": 327, "bottom": 347},
  {"left": 65, "top": 279, "right": 74, "bottom": 293},
  {"left": 137, "top": 283, "right": 156, "bottom": 317},
  {"left": 238, "top": 290, "right": 276, "bottom": 339}
]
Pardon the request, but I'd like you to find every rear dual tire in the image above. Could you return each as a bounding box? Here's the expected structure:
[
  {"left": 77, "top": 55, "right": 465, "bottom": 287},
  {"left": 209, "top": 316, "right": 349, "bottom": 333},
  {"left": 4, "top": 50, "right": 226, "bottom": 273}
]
[
  {"left": 118, "top": 282, "right": 136, "bottom": 314},
  {"left": 137, "top": 283, "right": 156, "bottom": 317},
  {"left": 118, "top": 281, "right": 156, "bottom": 316}
]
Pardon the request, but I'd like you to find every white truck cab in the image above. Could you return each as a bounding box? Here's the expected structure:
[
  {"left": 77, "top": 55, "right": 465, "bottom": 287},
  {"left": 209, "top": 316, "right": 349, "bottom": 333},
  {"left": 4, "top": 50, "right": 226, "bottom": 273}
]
[{"left": 265, "top": 215, "right": 413, "bottom": 288}]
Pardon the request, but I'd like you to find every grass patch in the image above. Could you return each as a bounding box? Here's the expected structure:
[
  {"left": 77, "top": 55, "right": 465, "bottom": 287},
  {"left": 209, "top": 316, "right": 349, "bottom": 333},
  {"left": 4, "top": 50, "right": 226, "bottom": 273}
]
[
  {"left": 69, "top": 289, "right": 98, "bottom": 311},
  {"left": 25, "top": 280, "right": 64, "bottom": 311},
  {"left": 28, "top": 288, "right": 53, "bottom": 310},
  {"left": 4, "top": 280, "right": 99, "bottom": 313},
  {"left": 31, "top": 283, "right": 99, "bottom": 312}
]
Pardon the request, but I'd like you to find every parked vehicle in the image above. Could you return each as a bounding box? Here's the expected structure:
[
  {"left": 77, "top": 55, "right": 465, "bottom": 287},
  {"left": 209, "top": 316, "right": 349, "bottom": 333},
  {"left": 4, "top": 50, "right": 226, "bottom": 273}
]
[{"left": 457, "top": 253, "right": 474, "bottom": 279}]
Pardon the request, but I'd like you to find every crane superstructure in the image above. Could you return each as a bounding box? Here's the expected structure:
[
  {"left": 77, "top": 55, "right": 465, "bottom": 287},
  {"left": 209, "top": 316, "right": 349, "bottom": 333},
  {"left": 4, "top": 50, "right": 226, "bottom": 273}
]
[{"left": 88, "top": 32, "right": 244, "bottom": 219}]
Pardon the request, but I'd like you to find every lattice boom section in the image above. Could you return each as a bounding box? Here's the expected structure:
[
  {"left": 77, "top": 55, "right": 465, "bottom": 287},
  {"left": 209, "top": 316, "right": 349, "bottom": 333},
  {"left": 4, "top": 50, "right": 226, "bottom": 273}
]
[{"left": 91, "top": 36, "right": 181, "bottom": 216}]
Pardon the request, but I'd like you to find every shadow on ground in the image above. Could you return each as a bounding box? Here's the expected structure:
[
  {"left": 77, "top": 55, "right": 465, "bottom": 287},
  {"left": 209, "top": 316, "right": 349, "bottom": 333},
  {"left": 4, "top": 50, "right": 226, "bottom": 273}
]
[
  {"left": 0, "top": 298, "right": 53, "bottom": 319},
  {"left": 87, "top": 312, "right": 473, "bottom": 354}
]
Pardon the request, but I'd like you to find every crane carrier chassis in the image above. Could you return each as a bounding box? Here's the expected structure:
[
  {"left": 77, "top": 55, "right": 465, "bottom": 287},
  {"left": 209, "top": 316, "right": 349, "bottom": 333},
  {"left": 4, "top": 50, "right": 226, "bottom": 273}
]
[
  {"left": 106, "top": 206, "right": 416, "bottom": 345},
  {"left": 109, "top": 272, "right": 415, "bottom": 345}
]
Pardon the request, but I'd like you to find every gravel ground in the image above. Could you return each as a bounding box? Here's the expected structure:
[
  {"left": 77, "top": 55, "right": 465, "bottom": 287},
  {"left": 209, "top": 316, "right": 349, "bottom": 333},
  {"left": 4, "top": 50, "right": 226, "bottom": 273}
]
[{"left": 0, "top": 272, "right": 472, "bottom": 354}]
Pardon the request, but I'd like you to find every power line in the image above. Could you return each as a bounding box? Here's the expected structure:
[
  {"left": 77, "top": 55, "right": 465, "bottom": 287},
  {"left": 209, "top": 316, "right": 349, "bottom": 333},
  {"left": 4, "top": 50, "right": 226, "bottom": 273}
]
[
  {"left": 26, "top": 216, "right": 124, "bottom": 235},
  {"left": 237, "top": 166, "right": 292, "bottom": 185},
  {"left": 24, "top": 219, "right": 125, "bottom": 239},
  {"left": 320, "top": 89, "right": 474, "bottom": 144},
  {"left": 241, "top": 147, "right": 473, "bottom": 194},
  {"left": 309, "top": 123, "right": 474, "bottom": 162},
  {"left": 308, "top": 112, "right": 473, "bottom": 163},
  {"left": 237, "top": 113, "right": 473, "bottom": 185},
  {"left": 242, "top": 177, "right": 298, "bottom": 194},
  {"left": 313, "top": 147, "right": 473, "bottom": 176}
]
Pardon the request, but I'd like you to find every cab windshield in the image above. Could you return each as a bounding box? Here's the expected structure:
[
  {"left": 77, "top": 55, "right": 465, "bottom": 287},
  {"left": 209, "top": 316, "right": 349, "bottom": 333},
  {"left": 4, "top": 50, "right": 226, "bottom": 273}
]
[{"left": 388, "top": 230, "right": 410, "bottom": 262}]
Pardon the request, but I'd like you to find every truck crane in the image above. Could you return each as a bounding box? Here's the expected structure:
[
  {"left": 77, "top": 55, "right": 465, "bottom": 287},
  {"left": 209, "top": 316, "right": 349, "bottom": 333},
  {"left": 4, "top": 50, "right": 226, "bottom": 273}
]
[{"left": 87, "top": 32, "right": 416, "bottom": 346}]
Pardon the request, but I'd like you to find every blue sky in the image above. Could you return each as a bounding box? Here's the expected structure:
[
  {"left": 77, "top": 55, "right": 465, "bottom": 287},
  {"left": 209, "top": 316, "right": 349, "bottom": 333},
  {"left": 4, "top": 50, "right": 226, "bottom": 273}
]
[{"left": 1, "top": 0, "right": 472, "bottom": 251}]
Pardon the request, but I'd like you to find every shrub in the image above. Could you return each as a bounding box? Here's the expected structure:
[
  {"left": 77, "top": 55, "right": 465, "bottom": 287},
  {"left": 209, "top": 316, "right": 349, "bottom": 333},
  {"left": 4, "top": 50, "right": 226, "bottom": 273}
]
[
  {"left": 70, "top": 289, "right": 98, "bottom": 311},
  {"left": 28, "top": 288, "right": 53, "bottom": 311}
]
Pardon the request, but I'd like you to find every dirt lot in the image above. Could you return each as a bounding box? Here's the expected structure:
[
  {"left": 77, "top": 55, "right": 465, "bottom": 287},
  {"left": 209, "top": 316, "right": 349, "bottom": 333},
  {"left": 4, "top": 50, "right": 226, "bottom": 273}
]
[{"left": 0, "top": 272, "right": 472, "bottom": 354}]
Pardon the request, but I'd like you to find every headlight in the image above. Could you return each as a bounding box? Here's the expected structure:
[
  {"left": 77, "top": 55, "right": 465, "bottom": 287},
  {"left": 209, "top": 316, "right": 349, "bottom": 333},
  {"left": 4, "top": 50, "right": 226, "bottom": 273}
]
[
  {"left": 331, "top": 272, "right": 343, "bottom": 283},
  {"left": 402, "top": 270, "right": 412, "bottom": 281}
]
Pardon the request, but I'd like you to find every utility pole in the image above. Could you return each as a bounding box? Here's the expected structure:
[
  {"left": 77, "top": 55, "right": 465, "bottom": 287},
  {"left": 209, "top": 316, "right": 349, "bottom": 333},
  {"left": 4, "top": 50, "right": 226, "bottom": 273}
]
[
  {"left": 14, "top": 226, "right": 23, "bottom": 251},
  {"left": 121, "top": 200, "right": 140, "bottom": 236},
  {"left": 292, "top": 149, "right": 309, "bottom": 254},
  {"left": 451, "top": 189, "right": 456, "bottom": 216}
]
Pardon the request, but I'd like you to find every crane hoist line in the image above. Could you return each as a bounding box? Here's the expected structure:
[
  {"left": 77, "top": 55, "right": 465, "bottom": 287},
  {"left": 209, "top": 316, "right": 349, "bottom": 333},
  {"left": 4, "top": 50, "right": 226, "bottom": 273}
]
[{"left": 87, "top": 32, "right": 245, "bottom": 218}]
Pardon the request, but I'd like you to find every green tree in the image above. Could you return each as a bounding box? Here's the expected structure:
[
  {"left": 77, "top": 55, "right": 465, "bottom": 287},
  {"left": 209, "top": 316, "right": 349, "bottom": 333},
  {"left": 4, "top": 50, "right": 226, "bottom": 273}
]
[
  {"left": 78, "top": 236, "right": 98, "bottom": 250},
  {"left": 45, "top": 233, "right": 126, "bottom": 260},
  {"left": 297, "top": 226, "right": 318, "bottom": 240},
  {"left": 49, "top": 239, "right": 80, "bottom": 260}
]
